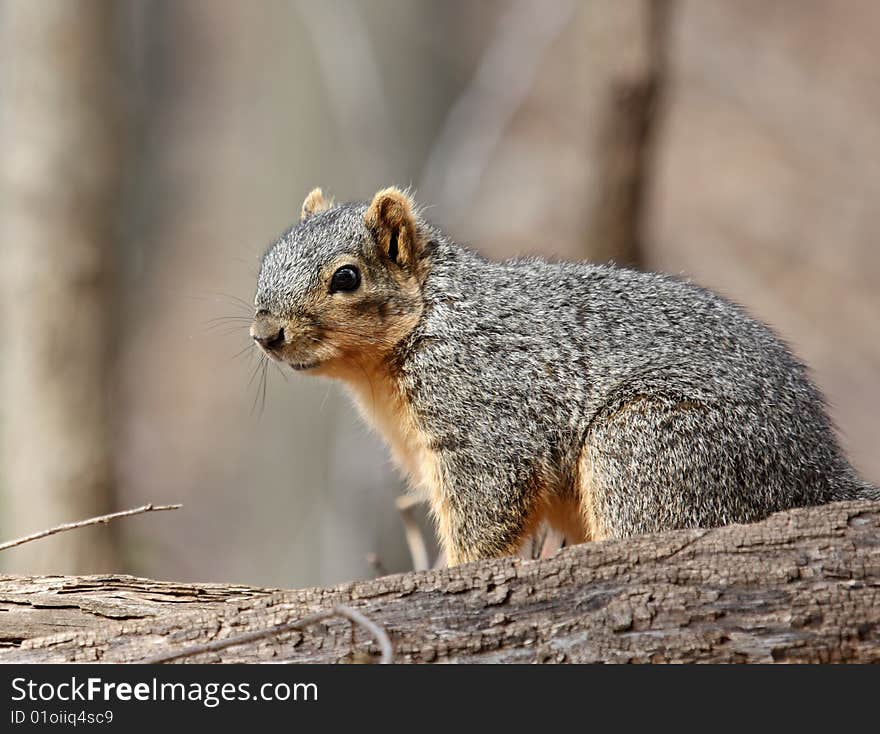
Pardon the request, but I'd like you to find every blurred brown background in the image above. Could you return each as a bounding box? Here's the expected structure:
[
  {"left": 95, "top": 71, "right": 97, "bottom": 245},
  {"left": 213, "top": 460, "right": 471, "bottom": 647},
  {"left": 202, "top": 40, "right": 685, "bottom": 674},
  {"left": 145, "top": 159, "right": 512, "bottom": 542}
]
[{"left": 1, "top": 0, "right": 878, "bottom": 588}]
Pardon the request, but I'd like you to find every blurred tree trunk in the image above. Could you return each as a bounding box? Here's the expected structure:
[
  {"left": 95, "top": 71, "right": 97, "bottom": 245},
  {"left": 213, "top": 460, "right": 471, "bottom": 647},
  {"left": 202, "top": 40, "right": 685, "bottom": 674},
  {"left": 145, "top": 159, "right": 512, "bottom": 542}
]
[
  {"left": 578, "top": 0, "right": 670, "bottom": 266},
  {"left": 1, "top": 0, "right": 121, "bottom": 573},
  {"left": 429, "top": 0, "right": 670, "bottom": 268}
]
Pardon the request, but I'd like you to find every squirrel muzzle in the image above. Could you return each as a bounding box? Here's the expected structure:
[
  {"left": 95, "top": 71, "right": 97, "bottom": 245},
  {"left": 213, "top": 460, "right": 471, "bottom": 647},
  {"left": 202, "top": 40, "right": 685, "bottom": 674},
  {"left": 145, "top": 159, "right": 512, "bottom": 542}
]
[
  {"left": 250, "top": 310, "right": 287, "bottom": 353},
  {"left": 250, "top": 309, "right": 328, "bottom": 371}
]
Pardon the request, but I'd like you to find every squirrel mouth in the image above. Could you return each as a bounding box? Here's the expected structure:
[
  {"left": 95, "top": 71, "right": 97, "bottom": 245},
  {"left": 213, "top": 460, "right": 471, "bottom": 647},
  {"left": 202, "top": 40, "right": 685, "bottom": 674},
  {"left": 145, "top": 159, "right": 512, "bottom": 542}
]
[{"left": 287, "top": 360, "right": 321, "bottom": 371}]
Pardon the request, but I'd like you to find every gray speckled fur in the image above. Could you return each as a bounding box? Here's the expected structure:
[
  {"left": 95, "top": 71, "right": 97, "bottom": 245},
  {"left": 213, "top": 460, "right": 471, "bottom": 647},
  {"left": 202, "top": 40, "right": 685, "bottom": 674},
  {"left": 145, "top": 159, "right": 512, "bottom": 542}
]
[{"left": 256, "top": 200, "right": 877, "bottom": 561}]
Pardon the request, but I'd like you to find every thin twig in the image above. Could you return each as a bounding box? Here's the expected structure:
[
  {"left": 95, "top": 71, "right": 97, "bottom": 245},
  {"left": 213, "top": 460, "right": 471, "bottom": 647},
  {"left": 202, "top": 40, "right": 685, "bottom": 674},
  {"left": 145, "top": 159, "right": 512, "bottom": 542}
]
[
  {"left": 0, "top": 503, "right": 183, "bottom": 552},
  {"left": 539, "top": 528, "right": 565, "bottom": 559},
  {"left": 144, "top": 604, "right": 393, "bottom": 664},
  {"left": 395, "top": 495, "right": 430, "bottom": 572},
  {"left": 366, "top": 552, "right": 388, "bottom": 578},
  {"left": 333, "top": 605, "right": 394, "bottom": 665}
]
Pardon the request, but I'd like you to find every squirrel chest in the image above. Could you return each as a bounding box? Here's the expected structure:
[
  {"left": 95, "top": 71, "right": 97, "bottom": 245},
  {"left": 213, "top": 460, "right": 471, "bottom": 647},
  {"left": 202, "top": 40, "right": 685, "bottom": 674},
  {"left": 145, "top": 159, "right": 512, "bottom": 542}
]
[{"left": 337, "top": 361, "right": 438, "bottom": 498}]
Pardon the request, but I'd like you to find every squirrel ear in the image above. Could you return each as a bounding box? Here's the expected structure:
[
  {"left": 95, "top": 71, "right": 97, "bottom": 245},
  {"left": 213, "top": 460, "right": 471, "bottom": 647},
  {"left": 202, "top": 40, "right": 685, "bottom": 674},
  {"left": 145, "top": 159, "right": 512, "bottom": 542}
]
[
  {"left": 364, "top": 187, "right": 420, "bottom": 267},
  {"left": 301, "top": 188, "right": 331, "bottom": 221}
]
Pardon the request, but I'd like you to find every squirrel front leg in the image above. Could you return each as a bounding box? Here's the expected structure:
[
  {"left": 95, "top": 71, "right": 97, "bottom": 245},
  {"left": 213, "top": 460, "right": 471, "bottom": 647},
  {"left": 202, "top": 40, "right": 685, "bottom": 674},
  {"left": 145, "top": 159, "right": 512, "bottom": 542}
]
[{"left": 426, "top": 454, "right": 539, "bottom": 566}]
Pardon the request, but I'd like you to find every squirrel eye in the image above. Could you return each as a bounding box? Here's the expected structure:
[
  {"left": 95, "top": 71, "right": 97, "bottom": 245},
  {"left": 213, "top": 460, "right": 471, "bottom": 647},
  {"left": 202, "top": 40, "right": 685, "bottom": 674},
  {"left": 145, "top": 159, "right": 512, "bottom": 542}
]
[{"left": 330, "top": 265, "right": 361, "bottom": 293}]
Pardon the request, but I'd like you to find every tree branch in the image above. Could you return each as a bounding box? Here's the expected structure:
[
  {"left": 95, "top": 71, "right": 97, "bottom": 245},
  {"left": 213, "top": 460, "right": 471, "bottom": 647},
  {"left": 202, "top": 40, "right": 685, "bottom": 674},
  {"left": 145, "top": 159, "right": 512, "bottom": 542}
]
[
  {"left": 396, "top": 494, "right": 431, "bottom": 572},
  {"left": 143, "top": 604, "right": 392, "bottom": 665},
  {"left": 0, "top": 504, "right": 182, "bottom": 552},
  {"left": 3, "top": 501, "right": 879, "bottom": 663}
]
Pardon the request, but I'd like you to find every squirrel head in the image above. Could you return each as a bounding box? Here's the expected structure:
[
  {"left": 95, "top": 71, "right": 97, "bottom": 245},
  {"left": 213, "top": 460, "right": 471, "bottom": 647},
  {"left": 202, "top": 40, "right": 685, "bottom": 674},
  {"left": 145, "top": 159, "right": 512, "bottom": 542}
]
[{"left": 251, "top": 186, "right": 427, "bottom": 376}]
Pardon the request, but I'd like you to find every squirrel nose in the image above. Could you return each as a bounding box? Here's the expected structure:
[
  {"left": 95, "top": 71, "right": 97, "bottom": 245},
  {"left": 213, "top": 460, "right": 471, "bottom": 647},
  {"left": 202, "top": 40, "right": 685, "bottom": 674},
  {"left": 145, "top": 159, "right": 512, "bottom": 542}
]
[
  {"left": 250, "top": 311, "right": 286, "bottom": 350},
  {"left": 253, "top": 327, "right": 285, "bottom": 350}
]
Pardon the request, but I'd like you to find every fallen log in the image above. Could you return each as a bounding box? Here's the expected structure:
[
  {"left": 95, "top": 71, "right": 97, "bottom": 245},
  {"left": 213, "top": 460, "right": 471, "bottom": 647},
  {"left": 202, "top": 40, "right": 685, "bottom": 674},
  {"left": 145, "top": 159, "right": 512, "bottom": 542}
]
[{"left": 1, "top": 500, "right": 878, "bottom": 663}]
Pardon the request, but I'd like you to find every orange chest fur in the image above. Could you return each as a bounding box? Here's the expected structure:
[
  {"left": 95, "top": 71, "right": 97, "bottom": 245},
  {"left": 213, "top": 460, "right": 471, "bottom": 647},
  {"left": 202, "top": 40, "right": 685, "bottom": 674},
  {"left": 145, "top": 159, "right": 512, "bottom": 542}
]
[{"left": 339, "top": 364, "right": 439, "bottom": 496}]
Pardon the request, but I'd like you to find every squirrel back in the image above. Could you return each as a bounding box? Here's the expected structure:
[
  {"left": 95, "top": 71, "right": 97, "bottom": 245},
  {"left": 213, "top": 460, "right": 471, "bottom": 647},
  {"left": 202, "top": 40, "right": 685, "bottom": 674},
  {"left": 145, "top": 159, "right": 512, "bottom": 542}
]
[{"left": 252, "top": 187, "right": 878, "bottom": 565}]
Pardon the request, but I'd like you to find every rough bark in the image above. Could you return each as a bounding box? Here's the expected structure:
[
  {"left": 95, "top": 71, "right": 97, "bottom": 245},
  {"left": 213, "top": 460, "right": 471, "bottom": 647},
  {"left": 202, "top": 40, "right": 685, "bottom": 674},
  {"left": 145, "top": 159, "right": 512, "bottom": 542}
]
[
  {"left": 1, "top": 501, "right": 878, "bottom": 663},
  {"left": 1, "top": 0, "right": 121, "bottom": 573}
]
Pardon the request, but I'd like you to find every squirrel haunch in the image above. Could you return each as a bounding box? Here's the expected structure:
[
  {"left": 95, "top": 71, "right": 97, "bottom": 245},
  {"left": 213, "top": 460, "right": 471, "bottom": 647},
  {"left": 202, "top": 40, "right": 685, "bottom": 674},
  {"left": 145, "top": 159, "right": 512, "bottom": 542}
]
[{"left": 252, "top": 186, "right": 878, "bottom": 566}]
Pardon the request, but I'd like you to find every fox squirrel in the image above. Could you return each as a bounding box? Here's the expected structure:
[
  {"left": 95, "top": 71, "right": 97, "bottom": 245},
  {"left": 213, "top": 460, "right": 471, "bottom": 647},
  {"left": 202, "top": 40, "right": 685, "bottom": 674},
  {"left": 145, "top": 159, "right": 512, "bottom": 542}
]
[{"left": 251, "top": 186, "right": 878, "bottom": 566}]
